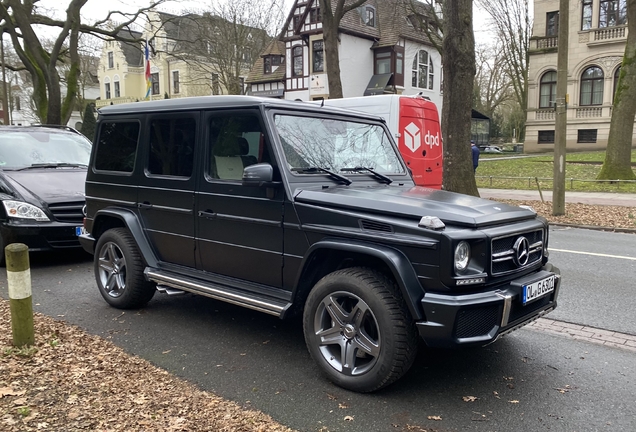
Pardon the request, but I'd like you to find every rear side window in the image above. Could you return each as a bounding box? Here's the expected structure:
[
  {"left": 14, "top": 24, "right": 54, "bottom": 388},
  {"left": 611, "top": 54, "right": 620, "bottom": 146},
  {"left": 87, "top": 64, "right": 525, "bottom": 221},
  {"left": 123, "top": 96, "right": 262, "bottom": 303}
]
[
  {"left": 95, "top": 121, "right": 140, "bottom": 172},
  {"left": 148, "top": 117, "right": 196, "bottom": 177}
]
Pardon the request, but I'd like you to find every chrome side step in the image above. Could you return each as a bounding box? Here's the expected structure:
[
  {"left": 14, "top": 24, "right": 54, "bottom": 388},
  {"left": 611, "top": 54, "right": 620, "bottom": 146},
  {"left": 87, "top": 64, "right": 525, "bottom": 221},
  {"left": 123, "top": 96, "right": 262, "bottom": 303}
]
[{"left": 145, "top": 268, "right": 290, "bottom": 317}]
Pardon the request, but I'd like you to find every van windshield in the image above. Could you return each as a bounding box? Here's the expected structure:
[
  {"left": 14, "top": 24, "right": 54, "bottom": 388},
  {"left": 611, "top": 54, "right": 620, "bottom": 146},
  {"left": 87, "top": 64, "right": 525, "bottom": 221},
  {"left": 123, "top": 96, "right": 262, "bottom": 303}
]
[
  {"left": 274, "top": 114, "right": 405, "bottom": 175},
  {"left": 0, "top": 129, "right": 91, "bottom": 170}
]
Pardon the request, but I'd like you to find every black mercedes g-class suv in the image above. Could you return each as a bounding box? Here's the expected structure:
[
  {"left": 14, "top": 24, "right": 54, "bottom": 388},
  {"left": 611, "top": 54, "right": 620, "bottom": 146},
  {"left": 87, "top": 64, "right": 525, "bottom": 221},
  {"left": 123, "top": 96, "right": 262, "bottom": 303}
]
[{"left": 80, "top": 96, "right": 560, "bottom": 392}]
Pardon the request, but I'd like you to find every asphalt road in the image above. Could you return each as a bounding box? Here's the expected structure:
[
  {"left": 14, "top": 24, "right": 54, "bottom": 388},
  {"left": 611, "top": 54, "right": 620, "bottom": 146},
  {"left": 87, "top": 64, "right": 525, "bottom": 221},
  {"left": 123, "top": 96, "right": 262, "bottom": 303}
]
[{"left": 1, "top": 227, "right": 635, "bottom": 431}]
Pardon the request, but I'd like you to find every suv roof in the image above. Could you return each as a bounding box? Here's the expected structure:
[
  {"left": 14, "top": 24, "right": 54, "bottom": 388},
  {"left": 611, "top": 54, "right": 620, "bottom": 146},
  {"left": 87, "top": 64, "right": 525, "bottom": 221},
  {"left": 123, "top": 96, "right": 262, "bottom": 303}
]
[{"left": 98, "top": 95, "right": 385, "bottom": 122}]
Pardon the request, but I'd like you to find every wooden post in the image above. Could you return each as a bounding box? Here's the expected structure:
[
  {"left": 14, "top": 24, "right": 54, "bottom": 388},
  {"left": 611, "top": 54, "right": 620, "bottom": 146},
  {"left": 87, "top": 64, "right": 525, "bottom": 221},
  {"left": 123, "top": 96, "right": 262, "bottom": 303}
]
[{"left": 6, "top": 243, "right": 34, "bottom": 347}]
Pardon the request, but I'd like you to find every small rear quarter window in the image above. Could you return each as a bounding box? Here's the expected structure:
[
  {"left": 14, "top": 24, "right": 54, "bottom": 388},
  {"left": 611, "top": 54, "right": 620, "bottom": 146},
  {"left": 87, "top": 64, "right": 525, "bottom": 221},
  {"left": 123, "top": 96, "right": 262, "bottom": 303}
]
[{"left": 95, "top": 121, "right": 140, "bottom": 172}]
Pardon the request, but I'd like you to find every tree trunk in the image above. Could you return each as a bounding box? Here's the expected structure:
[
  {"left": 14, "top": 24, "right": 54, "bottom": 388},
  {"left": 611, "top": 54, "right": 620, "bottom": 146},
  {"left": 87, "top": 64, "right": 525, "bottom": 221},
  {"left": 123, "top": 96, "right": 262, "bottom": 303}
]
[
  {"left": 441, "top": 0, "right": 478, "bottom": 196},
  {"left": 319, "top": 0, "right": 367, "bottom": 99},
  {"left": 597, "top": 0, "right": 636, "bottom": 180}
]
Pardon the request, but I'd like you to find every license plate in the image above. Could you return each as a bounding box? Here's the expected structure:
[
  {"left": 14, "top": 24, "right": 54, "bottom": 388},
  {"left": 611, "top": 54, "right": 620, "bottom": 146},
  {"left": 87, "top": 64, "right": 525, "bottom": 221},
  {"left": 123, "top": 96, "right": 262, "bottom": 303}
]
[
  {"left": 76, "top": 226, "right": 88, "bottom": 236},
  {"left": 522, "top": 274, "right": 556, "bottom": 305}
]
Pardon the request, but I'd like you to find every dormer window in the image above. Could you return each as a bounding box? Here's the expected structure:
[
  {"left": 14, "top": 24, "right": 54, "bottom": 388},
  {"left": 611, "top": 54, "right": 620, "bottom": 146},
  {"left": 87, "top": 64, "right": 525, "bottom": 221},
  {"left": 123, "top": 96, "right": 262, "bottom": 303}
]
[
  {"left": 264, "top": 55, "right": 284, "bottom": 74},
  {"left": 365, "top": 6, "right": 376, "bottom": 27},
  {"left": 310, "top": 7, "right": 321, "bottom": 23}
]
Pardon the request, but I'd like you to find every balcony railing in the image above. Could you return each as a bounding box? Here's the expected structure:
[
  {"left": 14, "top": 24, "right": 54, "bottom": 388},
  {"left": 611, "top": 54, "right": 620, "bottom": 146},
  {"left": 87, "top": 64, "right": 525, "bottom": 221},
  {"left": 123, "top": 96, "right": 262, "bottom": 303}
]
[
  {"left": 575, "top": 107, "right": 603, "bottom": 118},
  {"left": 95, "top": 97, "right": 137, "bottom": 108},
  {"left": 535, "top": 109, "right": 555, "bottom": 120}
]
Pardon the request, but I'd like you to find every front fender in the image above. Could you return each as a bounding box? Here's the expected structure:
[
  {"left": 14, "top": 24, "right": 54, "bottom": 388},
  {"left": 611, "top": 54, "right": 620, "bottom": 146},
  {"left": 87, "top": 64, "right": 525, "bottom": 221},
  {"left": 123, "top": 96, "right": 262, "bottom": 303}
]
[{"left": 296, "top": 238, "right": 425, "bottom": 320}]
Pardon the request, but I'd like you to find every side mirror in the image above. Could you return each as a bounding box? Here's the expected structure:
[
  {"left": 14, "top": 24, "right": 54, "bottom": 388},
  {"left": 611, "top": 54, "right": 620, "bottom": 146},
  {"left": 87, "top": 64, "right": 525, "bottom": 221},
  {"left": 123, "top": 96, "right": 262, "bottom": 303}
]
[{"left": 242, "top": 163, "right": 277, "bottom": 187}]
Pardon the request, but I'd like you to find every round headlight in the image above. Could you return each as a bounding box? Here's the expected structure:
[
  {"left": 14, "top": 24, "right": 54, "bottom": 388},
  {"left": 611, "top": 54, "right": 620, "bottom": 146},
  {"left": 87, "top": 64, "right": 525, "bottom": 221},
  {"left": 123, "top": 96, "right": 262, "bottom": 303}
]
[{"left": 454, "top": 241, "right": 470, "bottom": 272}]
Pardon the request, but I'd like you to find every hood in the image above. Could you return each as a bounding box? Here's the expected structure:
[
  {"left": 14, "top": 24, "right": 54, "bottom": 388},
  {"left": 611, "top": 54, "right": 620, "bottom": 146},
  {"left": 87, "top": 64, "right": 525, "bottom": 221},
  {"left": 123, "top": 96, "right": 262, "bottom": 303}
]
[
  {"left": 294, "top": 185, "right": 536, "bottom": 228},
  {"left": 1, "top": 169, "right": 87, "bottom": 205}
]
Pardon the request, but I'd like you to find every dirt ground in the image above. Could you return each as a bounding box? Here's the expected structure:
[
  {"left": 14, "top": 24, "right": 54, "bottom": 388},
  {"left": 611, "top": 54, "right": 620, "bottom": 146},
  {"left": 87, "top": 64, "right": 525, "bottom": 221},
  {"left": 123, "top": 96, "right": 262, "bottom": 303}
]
[{"left": 1, "top": 201, "right": 634, "bottom": 431}]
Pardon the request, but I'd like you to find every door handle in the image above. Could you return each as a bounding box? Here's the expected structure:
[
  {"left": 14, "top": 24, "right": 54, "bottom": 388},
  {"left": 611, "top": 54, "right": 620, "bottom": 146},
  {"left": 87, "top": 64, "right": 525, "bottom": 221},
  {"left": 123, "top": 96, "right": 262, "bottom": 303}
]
[
  {"left": 198, "top": 210, "right": 217, "bottom": 219},
  {"left": 138, "top": 202, "right": 152, "bottom": 209}
]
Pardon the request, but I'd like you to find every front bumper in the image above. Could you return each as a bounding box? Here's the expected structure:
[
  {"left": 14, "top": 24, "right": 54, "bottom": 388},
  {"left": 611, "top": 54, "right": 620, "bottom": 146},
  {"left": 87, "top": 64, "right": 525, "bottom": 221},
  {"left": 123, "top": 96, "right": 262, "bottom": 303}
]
[
  {"left": 416, "top": 263, "right": 561, "bottom": 348},
  {"left": 1, "top": 220, "right": 85, "bottom": 252}
]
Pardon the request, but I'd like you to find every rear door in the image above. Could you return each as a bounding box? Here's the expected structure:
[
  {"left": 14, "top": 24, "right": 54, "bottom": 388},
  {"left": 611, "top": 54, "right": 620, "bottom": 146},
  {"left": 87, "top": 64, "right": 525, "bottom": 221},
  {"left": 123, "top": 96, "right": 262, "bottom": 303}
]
[{"left": 135, "top": 113, "right": 198, "bottom": 268}]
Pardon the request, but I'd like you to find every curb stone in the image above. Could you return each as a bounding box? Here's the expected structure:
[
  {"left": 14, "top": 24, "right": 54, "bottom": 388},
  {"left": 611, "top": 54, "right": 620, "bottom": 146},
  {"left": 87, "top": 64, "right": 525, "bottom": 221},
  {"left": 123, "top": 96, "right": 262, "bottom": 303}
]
[{"left": 548, "top": 222, "right": 636, "bottom": 234}]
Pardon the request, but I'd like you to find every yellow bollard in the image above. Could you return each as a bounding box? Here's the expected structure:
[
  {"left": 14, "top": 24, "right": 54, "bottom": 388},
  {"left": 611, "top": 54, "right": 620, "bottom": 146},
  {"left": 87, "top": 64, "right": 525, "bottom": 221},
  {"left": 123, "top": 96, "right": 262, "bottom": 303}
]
[{"left": 6, "top": 243, "right": 34, "bottom": 347}]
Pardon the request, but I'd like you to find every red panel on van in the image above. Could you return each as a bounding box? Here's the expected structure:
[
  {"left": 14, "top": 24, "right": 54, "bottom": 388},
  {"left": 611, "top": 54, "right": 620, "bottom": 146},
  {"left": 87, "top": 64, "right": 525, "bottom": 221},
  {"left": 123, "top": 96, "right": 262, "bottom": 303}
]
[{"left": 398, "top": 97, "right": 443, "bottom": 189}]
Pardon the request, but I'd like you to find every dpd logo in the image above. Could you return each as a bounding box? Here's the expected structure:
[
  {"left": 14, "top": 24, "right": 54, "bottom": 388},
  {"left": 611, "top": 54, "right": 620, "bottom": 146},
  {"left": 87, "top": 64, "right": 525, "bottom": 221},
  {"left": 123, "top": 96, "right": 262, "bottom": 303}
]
[
  {"left": 424, "top": 130, "right": 440, "bottom": 148},
  {"left": 403, "top": 122, "right": 421, "bottom": 152}
]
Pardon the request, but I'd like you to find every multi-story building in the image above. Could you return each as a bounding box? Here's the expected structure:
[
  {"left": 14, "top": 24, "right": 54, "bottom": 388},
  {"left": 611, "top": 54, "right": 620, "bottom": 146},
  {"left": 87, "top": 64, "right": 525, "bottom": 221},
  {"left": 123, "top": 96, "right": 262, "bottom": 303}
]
[
  {"left": 246, "top": 0, "right": 443, "bottom": 108},
  {"left": 526, "top": 0, "right": 632, "bottom": 152},
  {"left": 97, "top": 9, "right": 268, "bottom": 107}
]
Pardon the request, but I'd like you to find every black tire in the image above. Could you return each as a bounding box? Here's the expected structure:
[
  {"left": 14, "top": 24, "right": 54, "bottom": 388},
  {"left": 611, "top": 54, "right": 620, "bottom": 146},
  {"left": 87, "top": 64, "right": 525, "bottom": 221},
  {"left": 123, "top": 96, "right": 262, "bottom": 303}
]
[
  {"left": 303, "top": 267, "right": 418, "bottom": 392},
  {"left": 94, "top": 228, "right": 155, "bottom": 309}
]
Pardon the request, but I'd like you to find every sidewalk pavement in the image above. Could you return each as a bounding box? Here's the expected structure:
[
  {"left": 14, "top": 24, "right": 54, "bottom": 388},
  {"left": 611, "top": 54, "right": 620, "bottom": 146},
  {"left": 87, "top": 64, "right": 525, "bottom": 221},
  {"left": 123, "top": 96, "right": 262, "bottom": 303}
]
[{"left": 479, "top": 188, "right": 636, "bottom": 207}]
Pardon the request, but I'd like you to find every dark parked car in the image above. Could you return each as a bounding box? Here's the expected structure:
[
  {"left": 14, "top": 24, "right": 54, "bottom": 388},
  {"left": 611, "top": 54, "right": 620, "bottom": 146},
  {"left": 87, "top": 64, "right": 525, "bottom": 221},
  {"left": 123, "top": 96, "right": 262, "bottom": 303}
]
[
  {"left": 80, "top": 96, "right": 561, "bottom": 392},
  {"left": 0, "top": 125, "right": 91, "bottom": 263}
]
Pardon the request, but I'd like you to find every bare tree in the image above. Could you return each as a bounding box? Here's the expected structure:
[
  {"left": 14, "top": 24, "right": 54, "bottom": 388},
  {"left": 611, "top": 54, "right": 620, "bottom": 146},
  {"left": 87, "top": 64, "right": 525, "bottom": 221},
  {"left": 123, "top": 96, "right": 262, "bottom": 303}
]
[
  {"left": 318, "top": 0, "right": 368, "bottom": 99},
  {"left": 476, "top": 0, "right": 530, "bottom": 141},
  {"left": 441, "top": 0, "right": 477, "bottom": 195},
  {"left": 179, "top": 0, "right": 283, "bottom": 95},
  {"left": 0, "top": 0, "right": 167, "bottom": 125},
  {"left": 597, "top": 0, "right": 636, "bottom": 180},
  {"left": 473, "top": 43, "right": 512, "bottom": 116}
]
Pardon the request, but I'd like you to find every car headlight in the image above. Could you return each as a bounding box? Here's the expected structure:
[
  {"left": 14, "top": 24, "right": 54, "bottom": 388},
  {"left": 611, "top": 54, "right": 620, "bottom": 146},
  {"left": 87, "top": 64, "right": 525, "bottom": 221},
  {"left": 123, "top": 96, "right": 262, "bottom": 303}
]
[
  {"left": 454, "top": 241, "right": 470, "bottom": 272},
  {"left": 3, "top": 200, "right": 50, "bottom": 221}
]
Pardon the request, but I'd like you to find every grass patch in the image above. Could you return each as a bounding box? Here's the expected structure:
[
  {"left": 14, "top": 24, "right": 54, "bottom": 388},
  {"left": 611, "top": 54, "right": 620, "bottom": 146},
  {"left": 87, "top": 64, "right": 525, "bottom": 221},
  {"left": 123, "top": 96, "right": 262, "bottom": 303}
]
[{"left": 476, "top": 150, "right": 636, "bottom": 193}]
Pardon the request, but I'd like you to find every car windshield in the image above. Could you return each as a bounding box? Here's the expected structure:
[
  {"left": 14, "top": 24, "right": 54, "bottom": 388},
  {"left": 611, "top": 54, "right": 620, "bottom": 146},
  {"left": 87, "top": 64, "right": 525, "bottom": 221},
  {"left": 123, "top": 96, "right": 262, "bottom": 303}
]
[
  {"left": 274, "top": 114, "right": 405, "bottom": 176},
  {"left": 0, "top": 129, "right": 91, "bottom": 169}
]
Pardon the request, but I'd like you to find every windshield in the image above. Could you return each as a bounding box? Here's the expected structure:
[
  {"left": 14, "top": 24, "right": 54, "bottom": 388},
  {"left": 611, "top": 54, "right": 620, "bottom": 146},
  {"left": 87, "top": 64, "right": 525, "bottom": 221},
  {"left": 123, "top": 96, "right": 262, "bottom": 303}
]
[
  {"left": 0, "top": 130, "right": 91, "bottom": 169},
  {"left": 274, "top": 114, "right": 405, "bottom": 175}
]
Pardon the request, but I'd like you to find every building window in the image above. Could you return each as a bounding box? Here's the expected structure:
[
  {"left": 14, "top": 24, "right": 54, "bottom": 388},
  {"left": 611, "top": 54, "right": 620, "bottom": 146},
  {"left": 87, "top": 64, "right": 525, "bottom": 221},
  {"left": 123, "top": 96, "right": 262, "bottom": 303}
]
[
  {"left": 105, "top": 82, "right": 111, "bottom": 99},
  {"left": 312, "top": 40, "right": 324, "bottom": 73},
  {"left": 538, "top": 130, "right": 555, "bottom": 144},
  {"left": 613, "top": 66, "right": 621, "bottom": 103},
  {"left": 264, "top": 57, "right": 272, "bottom": 74},
  {"left": 309, "top": 8, "right": 321, "bottom": 23},
  {"left": 107, "top": 52, "right": 114, "bottom": 69},
  {"left": 375, "top": 51, "right": 391, "bottom": 75},
  {"left": 546, "top": 11, "right": 559, "bottom": 36},
  {"left": 151, "top": 72, "right": 160, "bottom": 95},
  {"left": 212, "top": 73, "right": 220, "bottom": 95},
  {"left": 173, "top": 71, "right": 180, "bottom": 94},
  {"left": 577, "top": 129, "right": 597, "bottom": 143},
  {"left": 365, "top": 6, "right": 376, "bottom": 27},
  {"left": 292, "top": 46, "right": 303, "bottom": 77},
  {"left": 599, "top": 0, "right": 627, "bottom": 28},
  {"left": 539, "top": 70, "right": 557, "bottom": 108},
  {"left": 239, "top": 77, "right": 245, "bottom": 95},
  {"left": 114, "top": 80, "right": 120, "bottom": 98},
  {"left": 264, "top": 56, "right": 283, "bottom": 74},
  {"left": 582, "top": 0, "right": 593, "bottom": 30},
  {"left": 14, "top": 97, "right": 20, "bottom": 111},
  {"left": 580, "top": 66, "right": 603, "bottom": 106},
  {"left": 412, "top": 50, "right": 434, "bottom": 90}
]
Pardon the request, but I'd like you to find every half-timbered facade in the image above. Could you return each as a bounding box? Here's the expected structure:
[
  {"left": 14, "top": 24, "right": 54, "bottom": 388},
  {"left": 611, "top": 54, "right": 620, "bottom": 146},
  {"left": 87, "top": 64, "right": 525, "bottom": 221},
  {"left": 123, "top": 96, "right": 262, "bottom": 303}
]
[{"left": 246, "top": 0, "right": 442, "bottom": 108}]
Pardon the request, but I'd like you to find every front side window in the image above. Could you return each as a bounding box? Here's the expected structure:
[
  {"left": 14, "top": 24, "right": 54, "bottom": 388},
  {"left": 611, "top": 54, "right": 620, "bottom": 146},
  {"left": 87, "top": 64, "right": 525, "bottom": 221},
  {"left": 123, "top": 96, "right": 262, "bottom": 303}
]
[
  {"left": 580, "top": 66, "right": 604, "bottom": 106},
  {"left": 599, "top": 0, "right": 627, "bottom": 28},
  {"left": 292, "top": 46, "right": 303, "bottom": 77},
  {"left": 95, "top": 121, "right": 140, "bottom": 172},
  {"left": 274, "top": 115, "right": 405, "bottom": 175},
  {"left": 539, "top": 70, "right": 557, "bottom": 108},
  {"left": 582, "top": 0, "right": 593, "bottom": 30},
  {"left": 546, "top": 11, "right": 559, "bottom": 36},
  {"left": 208, "top": 113, "right": 268, "bottom": 181},
  {"left": 312, "top": 40, "right": 324, "bottom": 73},
  {"left": 147, "top": 117, "right": 195, "bottom": 177},
  {"left": 412, "top": 50, "right": 434, "bottom": 90}
]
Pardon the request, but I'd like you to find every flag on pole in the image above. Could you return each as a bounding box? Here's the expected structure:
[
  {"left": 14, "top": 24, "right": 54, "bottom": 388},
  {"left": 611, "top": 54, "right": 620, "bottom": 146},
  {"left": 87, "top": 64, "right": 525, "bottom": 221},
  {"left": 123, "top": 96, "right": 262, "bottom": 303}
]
[{"left": 145, "top": 40, "right": 152, "bottom": 99}]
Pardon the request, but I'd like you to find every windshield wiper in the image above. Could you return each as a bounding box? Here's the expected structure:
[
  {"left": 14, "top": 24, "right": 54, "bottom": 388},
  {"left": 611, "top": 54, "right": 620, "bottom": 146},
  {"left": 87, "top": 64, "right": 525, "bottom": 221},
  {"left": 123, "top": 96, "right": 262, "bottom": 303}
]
[
  {"left": 340, "top": 166, "right": 393, "bottom": 184},
  {"left": 291, "top": 166, "right": 352, "bottom": 185},
  {"left": 16, "top": 163, "right": 88, "bottom": 171}
]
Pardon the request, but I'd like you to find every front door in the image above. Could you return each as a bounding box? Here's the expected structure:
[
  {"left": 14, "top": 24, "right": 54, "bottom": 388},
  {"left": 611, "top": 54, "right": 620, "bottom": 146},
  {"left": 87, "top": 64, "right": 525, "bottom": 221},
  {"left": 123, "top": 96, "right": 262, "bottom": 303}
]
[{"left": 195, "top": 109, "right": 284, "bottom": 288}]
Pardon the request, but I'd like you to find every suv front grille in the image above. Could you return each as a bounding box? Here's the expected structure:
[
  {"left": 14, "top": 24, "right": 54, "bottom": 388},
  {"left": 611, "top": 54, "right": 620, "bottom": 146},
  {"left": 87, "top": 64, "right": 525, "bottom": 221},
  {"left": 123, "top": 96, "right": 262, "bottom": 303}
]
[
  {"left": 48, "top": 201, "right": 85, "bottom": 224},
  {"left": 491, "top": 229, "right": 544, "bottom": 275}
]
